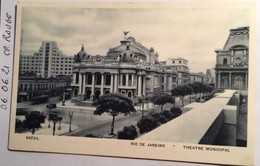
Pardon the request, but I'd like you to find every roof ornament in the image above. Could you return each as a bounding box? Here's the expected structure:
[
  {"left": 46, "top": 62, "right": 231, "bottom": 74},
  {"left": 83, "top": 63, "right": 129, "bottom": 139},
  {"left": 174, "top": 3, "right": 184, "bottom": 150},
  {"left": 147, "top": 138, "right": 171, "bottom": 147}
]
[
  {"left": 123, "top": 31, "right": 129, "bottom": 39},
  {"left": 81, "top": 45, "right": 84, "bottom": 51}
]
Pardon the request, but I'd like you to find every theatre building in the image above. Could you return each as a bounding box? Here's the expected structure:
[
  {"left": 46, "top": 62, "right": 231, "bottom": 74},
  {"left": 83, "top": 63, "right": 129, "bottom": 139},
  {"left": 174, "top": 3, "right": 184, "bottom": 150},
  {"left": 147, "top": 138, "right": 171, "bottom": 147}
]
[
  {"left": 215, "top": 27, "right": 249, "bottom": 90},
  {"left": 71, "top": 35, "right": 178, "bottom": 101}
]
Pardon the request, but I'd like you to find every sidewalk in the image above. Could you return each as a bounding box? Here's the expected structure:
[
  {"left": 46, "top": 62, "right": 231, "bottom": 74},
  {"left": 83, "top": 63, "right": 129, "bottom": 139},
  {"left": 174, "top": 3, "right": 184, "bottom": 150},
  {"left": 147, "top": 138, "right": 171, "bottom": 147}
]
[{"left": 24, "top": 121, "right": 78, "bottom": 136}]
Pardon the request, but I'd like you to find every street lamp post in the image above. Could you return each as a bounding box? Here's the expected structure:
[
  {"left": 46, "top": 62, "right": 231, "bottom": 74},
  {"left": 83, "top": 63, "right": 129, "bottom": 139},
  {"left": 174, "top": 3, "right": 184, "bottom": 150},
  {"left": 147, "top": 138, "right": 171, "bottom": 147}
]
[
  {"left": 62, "top": 92, "right": 66, "bottom": 106},
  {"left": 69, "top": 112, "right": 73, "bottom": 132},
  {"left": 141, "top": 97, "right": 144, "bottom": 117}
]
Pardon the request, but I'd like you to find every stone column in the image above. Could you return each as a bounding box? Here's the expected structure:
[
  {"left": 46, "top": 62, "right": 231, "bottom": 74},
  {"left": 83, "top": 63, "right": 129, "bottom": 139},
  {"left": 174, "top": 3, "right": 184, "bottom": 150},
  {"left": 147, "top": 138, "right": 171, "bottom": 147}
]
[
  {"left": 142, "top": 75, "right": 146, "bottom": 96},
  {"left": 229, "top": 72, "right": 232, "bottom": 89},
  {"left": 90, "top": 73, "right": 95, "bottom": 101},
  {"left": 164, "top": 74, "right": 167, "bottom": 91},
  {"left": 79, "top": 73, "right": 82, "bottom": 94},
  {"left": 138, "top": 75, "right": 142, "bottom": 96},
  {"left": 120, "top": 74, "right": 123, "bottom": 86},
  {"left": 82, "top": 73, "right": 86, "bottom": 94},
  {"left": 101, "top": 73, "right": 104, "bottom": 95},
  {"left": 245, "top": 72, "right": 248, "bottom": 90},
  {"left": 126, "top": 73, "right": 129, "bottom": 86},
  {"left": 168, "top": 76, "right": 173, "bottom": 91},
  {"left": 218, "top": 72, "right": 221, "bottom": 88},
  {"left": 114, "top": 74, "right": 118, "bottom": 93},
  {"left": 131, "top": 74, "right": 134, "bottom": 86},
  {"left": 110, "top": 74, "right": 114, "bottom": 93},
  {"left": 73, "top": 73, "right": 76, "bottom": 84}
]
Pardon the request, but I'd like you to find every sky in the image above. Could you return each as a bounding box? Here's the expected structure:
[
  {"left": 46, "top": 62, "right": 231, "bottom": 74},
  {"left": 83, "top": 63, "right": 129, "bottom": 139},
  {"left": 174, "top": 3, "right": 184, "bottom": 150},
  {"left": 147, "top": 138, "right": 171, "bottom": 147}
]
[{"left": 20, "top": 5, "right": 250, "bottom": 73}]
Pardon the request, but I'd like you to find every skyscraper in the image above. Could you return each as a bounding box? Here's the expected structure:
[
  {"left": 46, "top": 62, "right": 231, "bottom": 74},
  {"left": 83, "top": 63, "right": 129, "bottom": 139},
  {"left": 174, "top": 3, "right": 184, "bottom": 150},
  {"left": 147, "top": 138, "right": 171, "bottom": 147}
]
[{"left": 19, "top": 41, "right": 74, "bottom": 78}]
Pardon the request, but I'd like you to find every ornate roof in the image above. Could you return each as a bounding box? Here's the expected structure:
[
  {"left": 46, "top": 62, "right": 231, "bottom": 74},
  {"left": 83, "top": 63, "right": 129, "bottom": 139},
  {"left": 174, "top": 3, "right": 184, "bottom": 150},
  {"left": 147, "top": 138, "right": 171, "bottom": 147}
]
[
  {"left": 223, "top": 27, "right": 249, "bottom": 50},
  {"left": 107, "top": 37, "right": 151, "bottom": 56},
  {"left": 74, "top": 45, "right": 90, "bottom": 62}
]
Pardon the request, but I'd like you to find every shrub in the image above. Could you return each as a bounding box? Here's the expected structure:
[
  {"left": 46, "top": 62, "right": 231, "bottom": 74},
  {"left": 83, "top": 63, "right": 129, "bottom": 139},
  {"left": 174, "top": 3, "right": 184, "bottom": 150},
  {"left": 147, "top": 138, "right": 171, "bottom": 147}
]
[
  {"left": 146, "top": 108, "right": 156, "bottom": 116},
  {"left": 151, "top": 113, "right": 168, "bottom": 124},
  {"left": 160, "top": 111, "right": 174, "bottom": 121},
  {"left": 137, "top": 116, "right": 159, "bottom": 134},
  {"left": 170, "top": 107, "right": 182, "bottom": 117},
  {"left": 137, "top": 107, "right": 183, "bottom": 135},
  {"left": 117, "top": 125, "right": 138, "bottom": 140}
]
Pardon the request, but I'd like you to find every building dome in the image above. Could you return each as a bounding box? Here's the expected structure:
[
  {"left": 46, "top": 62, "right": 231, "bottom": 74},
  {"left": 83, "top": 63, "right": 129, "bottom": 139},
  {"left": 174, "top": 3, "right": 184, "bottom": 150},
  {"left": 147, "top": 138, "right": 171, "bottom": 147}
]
[
  {"left": 74, "top": 45, "right": 90, "bottom": 62},
  {"left": 127, "top": 36, "right": 135, "bottom": 42}
]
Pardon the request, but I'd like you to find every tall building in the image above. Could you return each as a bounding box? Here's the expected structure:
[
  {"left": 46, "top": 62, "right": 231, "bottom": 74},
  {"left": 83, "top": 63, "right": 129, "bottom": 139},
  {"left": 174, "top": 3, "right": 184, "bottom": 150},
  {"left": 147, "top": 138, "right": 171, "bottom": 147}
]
[
  {"left": 165, "top": 57, "right": 190, "bottom": 85},
  {"left": 20, "top": 41, "right": 74, "bottom": 78},
  {"left": 214, "top": 27, "right": 249, "bottom": 90},
  {"left": 71, "top": 35, "right": 178, "bottom": 101}
]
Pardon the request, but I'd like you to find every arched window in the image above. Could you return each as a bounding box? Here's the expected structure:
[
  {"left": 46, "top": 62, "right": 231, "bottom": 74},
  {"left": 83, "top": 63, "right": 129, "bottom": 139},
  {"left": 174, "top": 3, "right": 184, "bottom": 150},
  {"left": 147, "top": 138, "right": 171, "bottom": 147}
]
[{"left": 223, "top": 58, "right": 227, "bottom": 66}]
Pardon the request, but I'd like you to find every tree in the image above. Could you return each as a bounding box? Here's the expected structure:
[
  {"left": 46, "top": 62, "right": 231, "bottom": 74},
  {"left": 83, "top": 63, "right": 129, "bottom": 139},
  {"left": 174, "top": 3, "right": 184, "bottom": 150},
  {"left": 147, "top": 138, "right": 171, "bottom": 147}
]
[
  {"left": 150, "top": 92, "right": 174, "bottom": 111},
  {"left": 186, "top": 85, "right": 193, "bottom": 103},
  {"left": 23, "top": 111, "right": 46, "bottom": 134},
  {"left": 93, "top": 93, "right": 136, "bottom": 135},
  {"left": 46, "top": 103, "right": 57, "bottom": 128},
  {"left": 172, "top": 86, "right": 188, "bottom": 107},
  {"left": 46, "top": 103, "right": 57, "bottom": 116},
  {"left": 49, "top": 112, "right": 63, "bottom": 136},
  {"left": 136, "top": 96, "right": 146, "bottom": 117},
  {"left": 190, "top": 82, "right": 199, "bottom": 99},
  {"left": 206, "top": 84, "right": 214, "bottom": 94}
]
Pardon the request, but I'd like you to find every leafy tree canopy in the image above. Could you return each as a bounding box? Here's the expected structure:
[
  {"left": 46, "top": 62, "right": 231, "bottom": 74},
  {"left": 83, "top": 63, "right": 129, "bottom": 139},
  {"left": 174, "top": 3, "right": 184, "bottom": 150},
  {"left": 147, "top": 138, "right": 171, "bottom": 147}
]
[
  {"left": 185, "top": 85, "right": 193, "bottom": 95},
  {"left": 150, "top": 92, "right": 174, "bottom": 106},
  {"left": 23, "top": 111, "right": 46, "bottom": 130},
  {"left": 172, "top": 86, "right": 188, "bottom": 97},
  {"left": 93, "top": 93, "right": 136, "bottom": 116}
]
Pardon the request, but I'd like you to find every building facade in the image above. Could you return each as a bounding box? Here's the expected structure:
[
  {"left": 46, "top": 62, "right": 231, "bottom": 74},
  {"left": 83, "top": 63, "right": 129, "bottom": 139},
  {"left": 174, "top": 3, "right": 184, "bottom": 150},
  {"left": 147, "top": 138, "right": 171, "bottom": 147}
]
[
  {"left": 206, "top": 69, "right": 215, "bottom": 84},
  {"left": 215, "top": 27, "right": 249, "bottom": 90},
  {"left": 20, "top": 41, "right": 74, "bottom": 78},
  {"left": 72, "top": 35, "right": 178, "bottom": 101},
  {"left": 190, "top": 72, "right": 208, "bottom": 84},
  {"left": 18, "top": 72, "right": 70, "bottom": 101},
  {"left": 165, "top": 57, "right": 190, "bottom": 85}
]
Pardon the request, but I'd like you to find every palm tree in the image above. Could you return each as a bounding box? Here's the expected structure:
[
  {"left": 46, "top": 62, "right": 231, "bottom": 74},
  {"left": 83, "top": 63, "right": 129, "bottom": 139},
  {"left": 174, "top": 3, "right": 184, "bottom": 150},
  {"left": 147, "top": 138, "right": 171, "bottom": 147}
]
[{"left": 93, "top": 93, "right": 136, "bottom": 135}]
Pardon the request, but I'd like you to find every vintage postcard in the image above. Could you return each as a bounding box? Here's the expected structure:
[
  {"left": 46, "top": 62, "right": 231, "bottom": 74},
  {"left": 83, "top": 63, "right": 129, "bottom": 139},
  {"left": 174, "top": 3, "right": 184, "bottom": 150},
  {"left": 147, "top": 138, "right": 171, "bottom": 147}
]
[{"left": 9, "top": 2, "right": 256, "bottom": 165}]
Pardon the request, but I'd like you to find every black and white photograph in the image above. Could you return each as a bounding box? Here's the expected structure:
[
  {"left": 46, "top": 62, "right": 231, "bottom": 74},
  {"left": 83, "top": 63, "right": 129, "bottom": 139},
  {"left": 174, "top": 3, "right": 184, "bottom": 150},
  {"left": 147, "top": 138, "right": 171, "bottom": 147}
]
[{"left": 8, "top": 2, "right": 256, "bottom": 165}]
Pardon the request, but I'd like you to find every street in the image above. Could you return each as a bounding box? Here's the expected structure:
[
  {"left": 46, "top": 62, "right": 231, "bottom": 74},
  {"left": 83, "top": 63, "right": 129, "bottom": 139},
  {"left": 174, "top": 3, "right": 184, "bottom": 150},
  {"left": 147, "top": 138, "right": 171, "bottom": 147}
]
[{"left": 16, "top": 95, "right": 197, "bottom": 137}]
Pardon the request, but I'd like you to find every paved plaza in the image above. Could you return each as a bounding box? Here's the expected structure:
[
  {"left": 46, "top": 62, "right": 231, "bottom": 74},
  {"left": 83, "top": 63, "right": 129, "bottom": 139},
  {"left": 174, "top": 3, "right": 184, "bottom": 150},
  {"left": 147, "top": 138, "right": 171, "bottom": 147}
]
[{"left": 16, "top": 95, "right": 196, "bottom": 137}]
